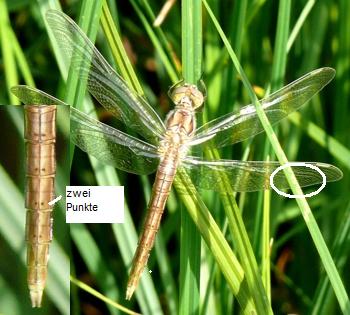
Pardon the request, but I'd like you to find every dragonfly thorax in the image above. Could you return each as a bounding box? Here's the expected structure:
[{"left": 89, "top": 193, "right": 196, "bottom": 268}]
[
  {"left": 157, "top": 107, "right": 196, "bottom": 159},
  {"left": 164, "top": 108, "right": 196, "bottom": 138}
]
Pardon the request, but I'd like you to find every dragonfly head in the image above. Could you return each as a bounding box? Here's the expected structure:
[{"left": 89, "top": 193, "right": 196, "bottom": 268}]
[{"left": 169, "top": 80, "right": 206, "bottom": 111}]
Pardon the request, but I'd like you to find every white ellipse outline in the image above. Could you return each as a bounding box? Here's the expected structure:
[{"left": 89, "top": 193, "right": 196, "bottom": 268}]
[{"left": 269, "top": 162, "right": 326, "bottom": 199}]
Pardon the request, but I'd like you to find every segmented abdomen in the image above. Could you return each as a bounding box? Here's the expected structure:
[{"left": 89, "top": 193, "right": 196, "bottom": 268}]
[
  {"left": 126, "top": 152, "right": 179, "bottom": 299},
  {"left": 24, "top": 105, "right": 56, "bottom": 307}
]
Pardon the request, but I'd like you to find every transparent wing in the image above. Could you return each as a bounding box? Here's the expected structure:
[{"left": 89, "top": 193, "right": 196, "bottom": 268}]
[
  {"left": 11, "top": 85, "right": 160, "bottom": 175},
  {"left": 71, "top": 107, "right": 160, "bottom": 175},
  {"left": 11, "top": 85, "right": 68, "bottom": 106},
  {"left": 46, "top": 10, "right": 166, "bottom": 142},
  {"left": 191, "top": 68, "right": 335, "bottom": 148},
  {"left": 181, "top": 157, "right": 342, "bottom": 192}
]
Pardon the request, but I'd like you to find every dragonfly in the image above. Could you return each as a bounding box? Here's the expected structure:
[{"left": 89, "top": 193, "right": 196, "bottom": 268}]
[
  {"left": 24, "top": 105, "right": 56, "bottom": 307},
  {"left": 12, "top": 10, "right": 343, "bottom": 300}
]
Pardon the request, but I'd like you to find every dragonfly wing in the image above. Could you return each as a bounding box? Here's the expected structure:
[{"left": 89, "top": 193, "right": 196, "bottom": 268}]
[
  {"left": 181, "top": 157, "right": 342, "bottom": 192},
  {"left": 46, "top": 10, "right": 166, "bottom": 142},
  {"left": 71, "top": 107, "right": 160, "bottom": 175},
  {"left": 11, "top": 85, "right": 68, "bottom": 106},
  {"left": 11, "top": 86, "right": 159, "bottom": 174},
  {"left": 191, "top": 68, "right": 335, "bottom": 148}
]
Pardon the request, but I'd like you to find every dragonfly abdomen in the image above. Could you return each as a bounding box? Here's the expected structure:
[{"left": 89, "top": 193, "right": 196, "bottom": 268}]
[
  {"left": 126, "top": 153, "right": 179, "bottom": 300},
  {"left": 126, "top": 91, "right": 199, "bottom": 299},
  {"left": 24, "top": 105, "right": 56, "bottom": 307}
]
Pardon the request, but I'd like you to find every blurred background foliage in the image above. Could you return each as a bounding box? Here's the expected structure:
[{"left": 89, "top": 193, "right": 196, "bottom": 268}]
[{"left": 0, "top": 0, "right": 349, "bottom": 314}]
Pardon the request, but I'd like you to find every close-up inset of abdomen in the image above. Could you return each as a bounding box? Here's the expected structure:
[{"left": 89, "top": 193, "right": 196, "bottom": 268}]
[{"left": 24, "top": 105, "right": 56, "bottom": 307}]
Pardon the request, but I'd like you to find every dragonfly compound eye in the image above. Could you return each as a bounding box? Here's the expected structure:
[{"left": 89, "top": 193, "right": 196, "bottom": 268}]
[{"left": 169, "top": 82, "right": 205, "bottom": 109}]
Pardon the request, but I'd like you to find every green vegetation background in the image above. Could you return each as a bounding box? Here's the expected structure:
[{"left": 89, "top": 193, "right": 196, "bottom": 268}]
[{"left": 0, "top": 0, "right": 349, "bottom": 314}]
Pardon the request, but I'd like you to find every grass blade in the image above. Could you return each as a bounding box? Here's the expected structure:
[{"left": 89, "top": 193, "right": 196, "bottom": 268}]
[{"left": 203, "top": 0, "right": 350, "bottom": 312}]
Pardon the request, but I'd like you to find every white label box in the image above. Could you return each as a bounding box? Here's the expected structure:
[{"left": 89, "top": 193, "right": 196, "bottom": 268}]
[{"left": 66, "top": 186, "right": 124, "bottom": 223}]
